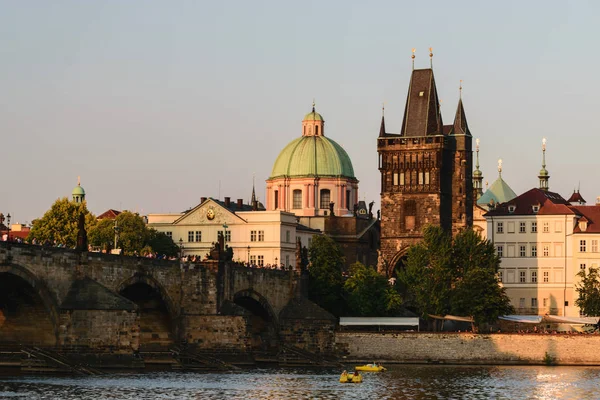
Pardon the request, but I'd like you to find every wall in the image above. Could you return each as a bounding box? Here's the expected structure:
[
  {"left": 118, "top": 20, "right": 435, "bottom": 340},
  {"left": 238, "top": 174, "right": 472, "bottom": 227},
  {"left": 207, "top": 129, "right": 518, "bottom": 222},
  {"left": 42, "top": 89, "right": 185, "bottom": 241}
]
[
  {"left": 336, "top": 332, "right": 600, "bottom": 365},
  {"left": 61, "top": 310, "right": 138, "bottom": 352},
  {"left": 182, "top": 315, "right": 249, "bottom": 350}
]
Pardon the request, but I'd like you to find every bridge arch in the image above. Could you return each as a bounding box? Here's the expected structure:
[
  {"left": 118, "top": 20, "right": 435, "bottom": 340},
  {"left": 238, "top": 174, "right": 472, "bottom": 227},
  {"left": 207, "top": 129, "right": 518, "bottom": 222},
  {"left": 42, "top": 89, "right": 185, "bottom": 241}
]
[
  {"left": 233, "top": 289, "right": 279, "bottom": 351},
  {"left": 117, "top": 273, "right": 178, "bottom": 348},
  {"left": 387, "top": 247, "right": 410, "bottom": 278},
  {"left": 0, "top": 263, "right": 60, "bottom": 346}
]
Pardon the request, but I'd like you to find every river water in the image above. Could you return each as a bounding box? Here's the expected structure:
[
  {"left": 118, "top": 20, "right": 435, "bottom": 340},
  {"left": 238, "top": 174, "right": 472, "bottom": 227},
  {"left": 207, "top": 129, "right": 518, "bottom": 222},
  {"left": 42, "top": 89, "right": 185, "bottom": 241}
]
[{"left": 1, "top": 365, "right": 599, "bottom": 399}]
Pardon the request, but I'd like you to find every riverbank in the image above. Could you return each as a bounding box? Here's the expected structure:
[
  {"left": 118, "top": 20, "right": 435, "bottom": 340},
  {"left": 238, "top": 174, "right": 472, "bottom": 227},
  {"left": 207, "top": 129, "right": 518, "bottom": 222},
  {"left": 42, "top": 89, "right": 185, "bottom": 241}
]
[{"left": 336, "top": 332, "right": 600, "bottom": 366}]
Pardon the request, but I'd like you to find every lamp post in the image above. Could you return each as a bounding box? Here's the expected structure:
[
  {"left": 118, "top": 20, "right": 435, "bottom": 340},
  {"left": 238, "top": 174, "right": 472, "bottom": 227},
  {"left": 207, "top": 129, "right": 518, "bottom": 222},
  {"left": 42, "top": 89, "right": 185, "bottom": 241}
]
[
  {"left": 113, "top": 219, "right": 120, "bottom": 252},
  {"left": 247, "top": 245, "right": 250, "bottom": 265},
  {"left": 179, "top": 238, "right": 184, "bottom": 259},
  {"left": 222, "top": 224, "right": 228, "bottom": 246},
  {"left": 275, "top": 257, "right": 278, "bottom": 268},
  {"left": 6, "top": 213, "right": 11, "bottom": 242}
]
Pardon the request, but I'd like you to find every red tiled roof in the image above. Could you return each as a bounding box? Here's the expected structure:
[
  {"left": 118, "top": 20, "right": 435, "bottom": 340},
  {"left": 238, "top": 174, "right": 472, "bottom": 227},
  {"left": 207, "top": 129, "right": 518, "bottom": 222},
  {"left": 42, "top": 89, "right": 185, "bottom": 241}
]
[
  {"left": 97, "top": 209, "right": 122, "bottom": 220},
  {"left": 567, "top": 190, "right": 587, "bottom": 204},
  {"left": 571, "top": 206, "right": 600, "bottom": 233},
  {"left": 485, "top": 188, "right": 573, "bottom": 217}
]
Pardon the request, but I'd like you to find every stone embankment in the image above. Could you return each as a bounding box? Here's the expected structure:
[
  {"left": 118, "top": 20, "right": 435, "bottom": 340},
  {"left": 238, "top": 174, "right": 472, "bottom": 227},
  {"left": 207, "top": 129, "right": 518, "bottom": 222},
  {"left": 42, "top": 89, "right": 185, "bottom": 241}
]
[{"left": 336, "top": 332, "right": 600, "bottom": 365}]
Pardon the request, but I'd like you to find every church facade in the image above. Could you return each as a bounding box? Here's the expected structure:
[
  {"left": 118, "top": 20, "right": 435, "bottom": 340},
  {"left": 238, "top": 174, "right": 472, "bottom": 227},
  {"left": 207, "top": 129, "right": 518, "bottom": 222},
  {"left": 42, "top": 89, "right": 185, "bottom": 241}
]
[{"left": 377, "top": 62, "right": 473, "bottom": 275}]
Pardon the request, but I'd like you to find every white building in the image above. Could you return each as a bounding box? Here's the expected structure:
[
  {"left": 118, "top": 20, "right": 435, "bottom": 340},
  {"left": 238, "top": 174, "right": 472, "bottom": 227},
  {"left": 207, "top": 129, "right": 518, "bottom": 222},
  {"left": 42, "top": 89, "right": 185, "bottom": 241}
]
[{"left": 147, "top": 197, "right": 320, "bottom": 268}]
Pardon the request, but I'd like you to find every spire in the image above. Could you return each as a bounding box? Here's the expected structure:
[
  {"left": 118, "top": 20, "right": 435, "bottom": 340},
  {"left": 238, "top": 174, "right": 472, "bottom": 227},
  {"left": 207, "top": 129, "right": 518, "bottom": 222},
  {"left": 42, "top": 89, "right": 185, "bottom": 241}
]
[
  {"left": 538, "top": 137, "right": 550, "bottom": 191},
  {"left": 450, "top": 81, "right": 471, "bottom": 136},
  {"left": 473, "top": 138, "right": 483, "bottom": 198},
  {"left": 379, "top": 103, "right": 386, "bottom": 137},
  {"left": 251, "top": 173, "right": 258, "bottom": 211},
  {"left": 498, "top": 158, "right": 503, "bottom": 178},
  {"left": 77, "top": 176, "right": 81, "bottom": 186},
  {"left": 400, "top": 67, "right": 444, "bottom": 137}
]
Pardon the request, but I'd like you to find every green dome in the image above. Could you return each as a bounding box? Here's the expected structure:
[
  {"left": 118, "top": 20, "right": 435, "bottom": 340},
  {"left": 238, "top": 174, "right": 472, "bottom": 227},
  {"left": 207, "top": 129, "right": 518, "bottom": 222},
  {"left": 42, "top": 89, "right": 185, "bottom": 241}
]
[
  {"left": 539, "top": 167, "right": 549, "bottom": 177},
  {"left": 303, "top": 111, "right": 323, "bottom": 121},
  {"left": 72, "top": 185, "right": 85, "bottom": 196},
  {"left": 473, "top": 168, "right": 483, "bottom": 178},
  {"left": 270, "top": 136, "right": 355, "bottom": 179}
]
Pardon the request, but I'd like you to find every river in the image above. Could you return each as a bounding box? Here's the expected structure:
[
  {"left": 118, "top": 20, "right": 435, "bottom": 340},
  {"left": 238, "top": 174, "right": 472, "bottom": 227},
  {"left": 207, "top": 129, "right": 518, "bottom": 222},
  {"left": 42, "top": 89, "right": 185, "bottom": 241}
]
[{"left": 1, "top": 365, "right": 599, "bottom": 399}]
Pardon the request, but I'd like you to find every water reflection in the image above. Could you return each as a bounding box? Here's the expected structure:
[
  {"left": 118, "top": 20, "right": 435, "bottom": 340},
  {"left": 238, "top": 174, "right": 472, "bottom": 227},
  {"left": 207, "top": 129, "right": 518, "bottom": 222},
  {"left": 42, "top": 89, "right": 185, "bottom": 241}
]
[{"left": 1, "top": 366, "right": 600, "bottom": 399}]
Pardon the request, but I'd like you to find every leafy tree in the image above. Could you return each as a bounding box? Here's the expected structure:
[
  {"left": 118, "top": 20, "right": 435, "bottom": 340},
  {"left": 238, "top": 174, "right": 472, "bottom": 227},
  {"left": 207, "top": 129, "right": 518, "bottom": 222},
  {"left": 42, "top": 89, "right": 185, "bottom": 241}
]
[
  {"left": 28, "top": 198, "right": 96, "bottom": 247},
  {"left": 576, "top": 268, "right": 600, "bottom": 316},
  {"left": 146, "top": 229, "right": 179, "bottom": 258},
  {"left": 88, "top": 212, "right": 148, "bottom": 256},
  {"left": 344, "top": 262, "right": 402, "bottom": 317},
  {"left": 307, "top": 235, "right": 345, "bottom": 316},
  {"left": 88, "top": 218, "right": 116, "bottom": 252},
  {"left": 398, "top": 225, "right": 513, "bottom": 328}
]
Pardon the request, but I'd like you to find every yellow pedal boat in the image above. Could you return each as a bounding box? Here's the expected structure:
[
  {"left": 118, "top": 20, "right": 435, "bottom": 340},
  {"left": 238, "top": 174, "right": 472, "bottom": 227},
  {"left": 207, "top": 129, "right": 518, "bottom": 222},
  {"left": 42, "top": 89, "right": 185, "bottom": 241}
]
[
  {"left": 339, "top": 371, "right": 363, "bottom": 383},
  {"left": 355, "top": 363, "right": 386, "bottom": 372}
]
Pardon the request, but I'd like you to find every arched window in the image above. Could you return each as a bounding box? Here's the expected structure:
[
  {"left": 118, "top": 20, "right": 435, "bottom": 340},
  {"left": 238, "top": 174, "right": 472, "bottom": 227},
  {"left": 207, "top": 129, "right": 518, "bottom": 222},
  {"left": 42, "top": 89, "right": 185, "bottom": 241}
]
[
  {"left": 274, "top": 190, "right": 279, "bottom": 209},
  {"left": 404, "top": 200, "right": 417, "bottom": 230},
  {"left": 293, "top": 189, "right": 302, "bottom": 209},
  {"left": 315, "top": 125, "right": 319, "bottom": 135},
  {"left": 320, "top": 189, "right": 330, "bottom": 210}
]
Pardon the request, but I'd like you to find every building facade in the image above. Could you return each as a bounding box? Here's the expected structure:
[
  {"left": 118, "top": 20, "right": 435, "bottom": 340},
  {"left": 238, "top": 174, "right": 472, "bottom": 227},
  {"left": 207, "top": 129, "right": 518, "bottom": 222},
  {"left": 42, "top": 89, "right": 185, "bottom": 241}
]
[
  {"left": 378, "top": 64, "right": 473, "bottom": 275},
  {"left": 148, "top": 197, "right": 319, "bottom": 268}
]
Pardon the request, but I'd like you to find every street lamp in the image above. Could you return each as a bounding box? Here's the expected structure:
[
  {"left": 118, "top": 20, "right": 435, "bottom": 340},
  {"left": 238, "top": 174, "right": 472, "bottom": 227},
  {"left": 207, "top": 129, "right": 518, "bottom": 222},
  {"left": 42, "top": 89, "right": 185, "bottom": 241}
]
[
  {"left": 113, "top": 219, "right": 120, "bottom": 251},
  {"left": 179, "top": 238, "right": 184, "bottom": 258},
  {"left": 275, "top": 257, "right": 278, "bottom": 267},
  {"left": 6, "top": 213, "right": 11, "bottom": 242}
]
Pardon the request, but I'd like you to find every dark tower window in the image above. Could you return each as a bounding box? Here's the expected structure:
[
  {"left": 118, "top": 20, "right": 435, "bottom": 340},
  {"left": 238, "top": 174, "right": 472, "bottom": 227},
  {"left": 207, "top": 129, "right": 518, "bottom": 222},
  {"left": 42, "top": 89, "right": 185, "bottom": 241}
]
[
  {"left": 320, "top": 189, "right": 330, "bottom": 210},
  {"left": 315, "top": 125, "right": 319, "bottom": 135},
  {"left": 274, "top": 190, "right": 279, "bottom": 209},
  {"left": 293, "top": 189, "right": 302, "bottom": 209},
  {"left": 404, "top": 200, "right": 417, "bottom": 231},
  {"left": 346, "top": 190, "right": 351, "bottom": 209}
]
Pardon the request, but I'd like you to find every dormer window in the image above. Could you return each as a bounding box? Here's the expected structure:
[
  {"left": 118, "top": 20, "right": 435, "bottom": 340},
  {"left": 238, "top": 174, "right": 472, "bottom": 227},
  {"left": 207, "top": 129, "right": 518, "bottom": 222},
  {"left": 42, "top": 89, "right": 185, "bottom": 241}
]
[
  {"left": 508, "top": 205, "right": 516, "bottom": 213},
  {"left": 532, "top": 205, "right": 540, "bottom": 213},
  {"left": 580, "top": 221, "right": 588, "bottom": 232}
]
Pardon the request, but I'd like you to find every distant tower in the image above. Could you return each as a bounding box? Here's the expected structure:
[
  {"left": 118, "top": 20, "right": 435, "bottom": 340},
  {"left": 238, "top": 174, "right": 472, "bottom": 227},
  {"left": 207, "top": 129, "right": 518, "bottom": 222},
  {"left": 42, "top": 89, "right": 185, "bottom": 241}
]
[
  {"left": 473, "top": 138, "right": 484, "bottom": 199},
  {"left": 538, "top": 138, "right": 550, "bottom": 191},
  {"left": 377, "top": 52, "right": 473, "bottom": 276},
  {"left": 72, "top": 176, "right": 86, "bottom": 203}
]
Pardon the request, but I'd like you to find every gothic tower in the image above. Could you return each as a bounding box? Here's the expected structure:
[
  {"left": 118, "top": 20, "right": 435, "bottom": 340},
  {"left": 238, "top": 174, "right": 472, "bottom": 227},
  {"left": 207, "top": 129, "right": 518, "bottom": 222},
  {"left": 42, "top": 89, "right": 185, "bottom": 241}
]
[{"left": 377, "top": 55, "right": 473, "bottom": 276}]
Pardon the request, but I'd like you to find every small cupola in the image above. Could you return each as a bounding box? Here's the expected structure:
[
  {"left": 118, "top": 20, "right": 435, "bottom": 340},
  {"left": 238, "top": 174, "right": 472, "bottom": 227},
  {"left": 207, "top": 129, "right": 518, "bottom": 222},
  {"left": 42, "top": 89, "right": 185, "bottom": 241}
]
[{"left": 302, "top": 102, "right": 325, "bottom": 137}]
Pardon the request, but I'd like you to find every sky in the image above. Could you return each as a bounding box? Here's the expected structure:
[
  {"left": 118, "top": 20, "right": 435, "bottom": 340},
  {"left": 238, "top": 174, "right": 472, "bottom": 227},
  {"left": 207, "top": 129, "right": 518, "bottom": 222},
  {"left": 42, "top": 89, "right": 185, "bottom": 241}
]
[{"left": 2, "top": 1, "right": 600, "bottom": 224}]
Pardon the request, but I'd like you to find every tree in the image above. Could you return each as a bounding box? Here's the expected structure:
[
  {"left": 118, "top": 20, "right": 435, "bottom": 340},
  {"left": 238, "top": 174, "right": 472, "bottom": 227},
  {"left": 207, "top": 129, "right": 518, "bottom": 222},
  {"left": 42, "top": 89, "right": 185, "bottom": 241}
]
[
  {"left": 28, "top": 198, "right": 96, "bottom": 248},
  {"left": 146, "top": 229, "right": 179, "bottom": 258},
  {"left": 344, "top": 262, "right": 402, "bottom": 317},
  {"left": 307, "top": 235, "right": 345, "bottom": 316},
  {"left": 576, "top": 267, "right": 600, "bottom": 316},
  {"left": 88, "top": 212, "right": 149, "bottom": 256},
  {"left": 398, "top": 225, "right": 513, "bottom": 328}
]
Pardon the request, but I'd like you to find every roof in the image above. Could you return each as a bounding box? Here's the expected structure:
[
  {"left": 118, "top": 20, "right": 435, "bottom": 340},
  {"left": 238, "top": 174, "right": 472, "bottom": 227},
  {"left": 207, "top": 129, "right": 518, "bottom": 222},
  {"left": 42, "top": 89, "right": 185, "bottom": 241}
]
[
  {"left": 60, "top": 277, "right": 137, "bottom": 311},
  {"left": 485, "top": 188, "right": 573, "bottom": 217},
  {"left": 72, "top": 184, "right": 85, "bottom": 196},
  {"left": 571, "top": 206, "right": 600, "bottom": 233},
  {"left": 303, "top": 109, "right": 324, "bottom": 121},
  {"left": 400, "top": 68, "right": 444, "bottom": 137},
  {"left": 270, "top": 135, "right": 355, "bottom": 179},
  {"left": 567, "top": 190, "right": 587, "bottom": 205},
  {"left": 477, "top": 175, "right": 517, "bottom": 207},
  {"left": 296, "top": 223, "right": 321, "bottom": 233},
  {"left": 97, "top": 209, "right": 122, "bottom": 220},
  {"left": 449, "top": 98, "right": 471, "bottom": 136}
]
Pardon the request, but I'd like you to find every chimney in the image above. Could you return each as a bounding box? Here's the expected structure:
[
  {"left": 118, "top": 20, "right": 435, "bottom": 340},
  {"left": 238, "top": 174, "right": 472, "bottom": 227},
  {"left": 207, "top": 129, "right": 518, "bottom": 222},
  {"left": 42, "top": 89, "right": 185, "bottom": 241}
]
[
  {"left": 224, "top": 197, "right": 231, "bottom": 207},
  {"left": 237, "top": 199, "right": 243, "bottom": 209},
  {"left": 200, "top": 197, "right": 207, "bottom": 203}
]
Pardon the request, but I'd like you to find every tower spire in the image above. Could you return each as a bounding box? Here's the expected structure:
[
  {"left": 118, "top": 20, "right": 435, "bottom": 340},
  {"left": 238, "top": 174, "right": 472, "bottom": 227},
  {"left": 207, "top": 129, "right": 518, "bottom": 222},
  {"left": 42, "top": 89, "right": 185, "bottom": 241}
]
[
  {"left": 473, "top": 138, "right": 483, "bottom": 198},
  {"left": 379, "top": 102, "right": 386, "bottom": 137},
  {"left": 538, "top": 137, "right": 550, "bottom": 191},
  {"left": 498, "top": 158, "right": 503, "bottom": 178}
]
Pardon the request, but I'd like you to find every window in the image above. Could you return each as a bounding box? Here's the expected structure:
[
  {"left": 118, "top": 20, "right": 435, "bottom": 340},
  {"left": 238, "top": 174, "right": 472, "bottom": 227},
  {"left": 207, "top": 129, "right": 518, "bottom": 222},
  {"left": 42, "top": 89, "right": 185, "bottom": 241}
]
[
  {"left": 293, "top": 190, "right": 302, "bottom": 209},
  {"left": 580, "top": 263, "right": 586, "bottom": 270},
  {"left": 165, "top": 231, "right": 172, "bottom": 239},
  {"left": 507, "top": 222, "right": 515, "bottom": 233},
  {"left": 543, "top": 222, "right": 549, "bottom": 233},
  {"left": 399, "top": 172, "right": 405, "bottom": 185},
  {"left": 531, "top": 271, "right": 537, "bottom": 283},
  {"left": 497, "top": 222, "right": 504, "bottom": 234},
  {"left": 188, "top": 231, "right": 194, "bottom": 242},
  {"left": 285, "top": 255, "right": 290, "bottom": 267},
  {"left": 286, "top": 230, "right": 291, "bottom": 243},
  {"left": 218, "top": 230, "right": 230, "bottom": 241},
  {"left": 251, "top": 231, "right": 257, "bottom": 242},
  {"left": 258, "top": 231, "right": 264, "bottom": 241},
  {"left": 274, "top": 190, "right": 279, "bottom": 209},
  {"left": 193, "top": 231, "right": 201, "bottom": 242},
  {"left": 519, "top": 298, "right": 525, "bottom": 308},
  {"left": 580, "top": 240, "right": 587, "bottom": 252},
  {"left": 393, "top": 173, "right": 399, "bottom": 186},
  {"left": 543, "top": 245, "right": 549, "bottom": 257},
  {"left": 257, "top": 255, "right": 264, "bottom": 267},
  {"left": 531, "top": 298, "right": 538, "bottom": 308},
  {"left": 520, "top": 245, "right": 526, "bottom": 257},
  {"left": 404, "top": 200, "right": 417, "bottom": 230},
  {"left": 346, "top": 190, "right": 351, "bottom": 209},
  {"left": 519, "top": 271, "right": 526, "bottom": 283},
  {"left": 531, "top": 245, "right": 537, "bottom": 257},
  {"left": 543, "top": 271, "right": 549, "bottom": 282},
  {"left": 519, "top": 222, "right": 526, "bottom": 233},
  {"left": 498, "top": 271, "right": 503, "bottom": 282},
  {"left": 592, "top": 240, "right": 599, "bottom": 253},
  {"left": 531, "top": 222, "right": 537, "bottom": 233},
  {"left": 418, "top": 172, "right": 424, "bottom": 185},
  {"left": 532, "top": 205, "right": 540, "bottom": 213},
  {"left": 425, "top": 171, "right": 430, "bottom": 185},
  {"left": 497, "top": 245, "right": 503, "bottom": 258},
  {"left": 250, "top": 255, "right": 256, "bottom": 265},
  {"left": 320, "top": 189, "right": 330, "bottom": 210}
]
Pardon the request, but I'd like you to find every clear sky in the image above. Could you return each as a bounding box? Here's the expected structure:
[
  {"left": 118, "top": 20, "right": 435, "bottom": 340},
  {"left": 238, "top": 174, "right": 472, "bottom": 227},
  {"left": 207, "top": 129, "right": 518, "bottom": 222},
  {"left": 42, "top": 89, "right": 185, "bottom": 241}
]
[{"left": 2, "top": 1, "right": 599, "bottom": 224}]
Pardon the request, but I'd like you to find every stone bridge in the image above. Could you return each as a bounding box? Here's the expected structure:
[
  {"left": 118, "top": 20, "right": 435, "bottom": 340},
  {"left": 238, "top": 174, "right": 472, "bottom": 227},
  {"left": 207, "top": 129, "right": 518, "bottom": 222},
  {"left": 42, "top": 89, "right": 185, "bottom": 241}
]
[{"left": 0, "top": 242, "right": 335, "bottom": 358}]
